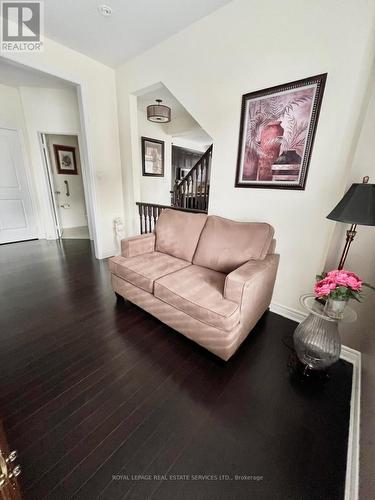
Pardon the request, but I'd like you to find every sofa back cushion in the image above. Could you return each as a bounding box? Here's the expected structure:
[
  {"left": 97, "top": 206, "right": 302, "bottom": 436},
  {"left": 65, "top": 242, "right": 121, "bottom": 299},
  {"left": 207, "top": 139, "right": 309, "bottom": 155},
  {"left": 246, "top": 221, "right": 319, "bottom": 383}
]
[
  {"left": 193, "top": 215, "right": 274, "bottom": 273},
  {"left": 155, "top": 209, "right": 207, "bottom": 262}
]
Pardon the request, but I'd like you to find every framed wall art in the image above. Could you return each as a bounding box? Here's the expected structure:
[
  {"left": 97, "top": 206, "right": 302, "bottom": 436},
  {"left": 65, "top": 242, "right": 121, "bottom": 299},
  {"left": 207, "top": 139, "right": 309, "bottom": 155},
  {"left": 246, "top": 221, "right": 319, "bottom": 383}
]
[
  {"left": 53, "top": 144, "right": 78, "bottom": 175},
  {"left": 141, "top": 137, "right": 165, "bottom": 177},
  {"left": 235, "top": 73, "right": 327, "bottom": 190}
]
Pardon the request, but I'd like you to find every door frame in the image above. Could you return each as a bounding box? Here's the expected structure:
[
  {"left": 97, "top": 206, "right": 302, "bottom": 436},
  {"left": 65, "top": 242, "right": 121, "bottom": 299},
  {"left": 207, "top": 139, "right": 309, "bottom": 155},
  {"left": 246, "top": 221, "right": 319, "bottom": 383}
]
[
  {"left": 39, "top": 132, "right": 62, "bottom": 239},
  {"left": 39, "top": 131, "right": 92, "bottom": 240},
  {"left": 0, "top": 55, "right": 102, "bottom": 258}
]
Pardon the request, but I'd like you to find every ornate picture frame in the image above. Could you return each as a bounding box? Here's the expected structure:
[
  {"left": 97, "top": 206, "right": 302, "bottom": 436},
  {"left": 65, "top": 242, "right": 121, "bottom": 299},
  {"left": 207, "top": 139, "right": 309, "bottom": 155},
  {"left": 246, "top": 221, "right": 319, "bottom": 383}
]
[{"left": 235, "top": 73, "right": 327, "bottom": 190}]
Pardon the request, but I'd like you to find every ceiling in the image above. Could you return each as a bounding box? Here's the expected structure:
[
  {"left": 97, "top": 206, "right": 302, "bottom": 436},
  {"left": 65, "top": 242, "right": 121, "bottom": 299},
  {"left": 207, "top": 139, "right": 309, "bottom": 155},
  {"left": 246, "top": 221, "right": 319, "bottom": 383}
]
[
  {"left": 44, "top": 0, "right": 233, "bottom": 67},
  {"left": 137, "top": 84, "right": 212, "bottom": 145},
  {"left": 0, "top": 57, "right": 74, "bottom": 89},
  {"left": 137, "top": 85, "right": 186, "bottom": 119}
]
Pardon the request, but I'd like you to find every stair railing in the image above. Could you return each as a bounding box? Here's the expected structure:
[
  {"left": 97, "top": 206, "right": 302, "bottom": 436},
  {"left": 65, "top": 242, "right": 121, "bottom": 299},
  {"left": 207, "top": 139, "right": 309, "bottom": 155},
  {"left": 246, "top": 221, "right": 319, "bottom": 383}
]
[
  {"left": 171, "top": 145, "right": 212, "bottom": 212},
  {"left": 136, "top": 202, "right": 206, "bottom": 234}
]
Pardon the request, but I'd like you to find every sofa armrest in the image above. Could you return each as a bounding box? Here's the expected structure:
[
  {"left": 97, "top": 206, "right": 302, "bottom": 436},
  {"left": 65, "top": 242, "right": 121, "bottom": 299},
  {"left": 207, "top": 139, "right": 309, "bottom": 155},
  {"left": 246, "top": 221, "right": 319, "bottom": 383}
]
[
  {"left": 121, "top": 233, "right": 155, "bottom": 258},
  {"left": 268, "top": 238, "right": 276, "bottom": 255},
  {"left": 224, "top": 255, "right": 280, "bottom": 307}
]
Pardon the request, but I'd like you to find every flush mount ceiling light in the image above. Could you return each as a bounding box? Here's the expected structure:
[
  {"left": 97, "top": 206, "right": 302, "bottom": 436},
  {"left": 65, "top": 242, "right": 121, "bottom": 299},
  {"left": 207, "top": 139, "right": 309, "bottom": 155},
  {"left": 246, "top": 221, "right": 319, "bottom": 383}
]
[
  {"left": 98, "top": 4, "right": 112, "bottom": 16},
  {"left": 147, "top": 99, "right": 171, "bottom": 123}
]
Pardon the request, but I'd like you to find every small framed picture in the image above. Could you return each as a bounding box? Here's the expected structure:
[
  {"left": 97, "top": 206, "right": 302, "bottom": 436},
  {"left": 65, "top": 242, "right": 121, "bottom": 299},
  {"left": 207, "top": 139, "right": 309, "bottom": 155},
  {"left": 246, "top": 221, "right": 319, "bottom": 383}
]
[
  {"left": 53, "top": 145, "right": 78, "bottom": 175},
  {"left": 235, "top": 73, "right": 327, "bottom": 190},
  {"left": 141, "top": 137, "right": 164, "bottom": 177}
]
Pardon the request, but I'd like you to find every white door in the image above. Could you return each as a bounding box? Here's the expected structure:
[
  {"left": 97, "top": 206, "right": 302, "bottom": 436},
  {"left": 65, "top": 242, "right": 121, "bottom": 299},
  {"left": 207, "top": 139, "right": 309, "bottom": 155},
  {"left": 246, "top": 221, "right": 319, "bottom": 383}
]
[{"left": 0, "top": 128, "right": 37, "bottom": 244}]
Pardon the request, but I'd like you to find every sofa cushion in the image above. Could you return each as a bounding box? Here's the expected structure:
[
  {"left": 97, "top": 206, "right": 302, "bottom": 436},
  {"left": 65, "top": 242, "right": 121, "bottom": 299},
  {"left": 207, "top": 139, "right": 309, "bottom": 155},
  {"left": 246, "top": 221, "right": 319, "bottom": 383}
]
[
  {"left": 155, "top": 209, "right": 207, "bottom": 262},
  {"left": 154, "top": 265, "right": 239, "bottom": 332},
  {"left": 193, "top": 216, "right": 274, "bottom": 273},
  {"left": 109, "top": 252, "right": 191, "bottom": 293}
]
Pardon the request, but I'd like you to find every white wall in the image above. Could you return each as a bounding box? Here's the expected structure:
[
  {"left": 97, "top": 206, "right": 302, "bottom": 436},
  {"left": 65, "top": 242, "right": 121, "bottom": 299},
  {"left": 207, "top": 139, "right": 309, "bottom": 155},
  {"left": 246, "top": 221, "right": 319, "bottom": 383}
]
[
  {"left": 324, "top": 77, "right": 375, "bottom": 500},
  {"left": 325, "top": 82, "right": 375, "bottom": 347},
  {"left": 0, "top": 83, "right": 27, "bottom": 132},
  {"left": 166, "top": 114, "right": 211, "bottom": 151},
  {"left": 2, "top": 33, "right": 123, "bottom": 258},
  {"left": 19, "top": 87, "right": 83, "bottom": 239},
  {"left": 172, "top": 137, "right": 209, "bottom": 152},
  {"left": 138, "top": 110, "right": 172, "bottom": 205},
  {"left": 137, "top": 104, "right": 211, "bottom": 205},
  {"left": 116, "top": 0, "right": 375, "bottom": 313},
  {"left": 46, "top": 134, "right": 87, "bottom": 229}
]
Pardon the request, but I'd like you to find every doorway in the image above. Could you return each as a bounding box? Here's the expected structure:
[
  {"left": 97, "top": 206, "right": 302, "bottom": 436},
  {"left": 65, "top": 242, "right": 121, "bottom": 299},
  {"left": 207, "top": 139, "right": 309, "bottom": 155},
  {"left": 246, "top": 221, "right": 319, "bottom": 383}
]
[{"left": 40, "top": 133, "right": 90, "bottom": 240}]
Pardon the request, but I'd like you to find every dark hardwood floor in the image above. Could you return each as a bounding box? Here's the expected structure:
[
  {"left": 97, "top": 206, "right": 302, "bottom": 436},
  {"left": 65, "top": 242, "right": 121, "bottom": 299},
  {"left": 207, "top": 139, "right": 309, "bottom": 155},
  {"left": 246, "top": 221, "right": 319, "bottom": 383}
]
[{"left": 0, "top": 239, "right": 352, "bottom": 499}]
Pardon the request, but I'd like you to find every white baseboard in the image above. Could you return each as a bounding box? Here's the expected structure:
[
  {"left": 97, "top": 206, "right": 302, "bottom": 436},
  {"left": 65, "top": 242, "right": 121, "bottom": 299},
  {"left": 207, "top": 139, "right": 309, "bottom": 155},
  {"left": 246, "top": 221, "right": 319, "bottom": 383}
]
[
  {"left": 99, "top": 250, "right": 116, "bottom": 260},
  {"left": 342, "top": 346, "right": 361, "bottom": 500},
  {"left": 270, "top": 301, "right": 306, "bottom": 323},
  {"left": 270, "top": 301, "right": 361, "bottom": 500}
]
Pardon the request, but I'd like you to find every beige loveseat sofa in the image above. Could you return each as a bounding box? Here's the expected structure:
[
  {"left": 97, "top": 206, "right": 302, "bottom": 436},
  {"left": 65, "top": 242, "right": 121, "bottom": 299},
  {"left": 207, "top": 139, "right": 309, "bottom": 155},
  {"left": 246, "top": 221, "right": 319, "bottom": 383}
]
[{"left": 109, "top": 209, "right": 279, "bottom": 361}]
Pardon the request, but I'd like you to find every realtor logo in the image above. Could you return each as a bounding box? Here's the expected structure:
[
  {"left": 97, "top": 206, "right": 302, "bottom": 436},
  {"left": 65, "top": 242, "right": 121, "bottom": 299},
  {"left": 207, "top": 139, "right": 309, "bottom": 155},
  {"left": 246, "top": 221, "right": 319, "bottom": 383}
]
[{"left": 1, "top": 1, "right": 44, "bottom": 52}]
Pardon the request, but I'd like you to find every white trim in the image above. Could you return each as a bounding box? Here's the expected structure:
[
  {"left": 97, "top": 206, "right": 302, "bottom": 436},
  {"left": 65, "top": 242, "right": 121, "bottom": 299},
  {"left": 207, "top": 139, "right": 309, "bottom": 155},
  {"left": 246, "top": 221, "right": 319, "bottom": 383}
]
[
  {"left": 38, "top": 133, "right": 60, "bottom": 239},
  {"left": 271, "top": 301, "right": 361, "bottom": 500},
  {"left": 100, "top": 250, "right": 116, "bottom": 260},
  {"left": 38, "top": 131, "right": 94, "bottom": 243},
  {"left": 270, "top": 301, "right": 306, "bottom": 323},
  {"left": 342, "top": 345, "right": 361, "bottom": 500}
]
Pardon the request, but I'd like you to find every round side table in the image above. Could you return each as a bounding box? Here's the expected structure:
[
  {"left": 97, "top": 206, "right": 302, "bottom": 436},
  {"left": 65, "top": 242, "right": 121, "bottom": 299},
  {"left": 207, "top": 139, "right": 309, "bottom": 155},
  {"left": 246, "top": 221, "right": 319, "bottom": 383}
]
[{"left": 293, "top": 294, "right": 357, "bottom": 371}]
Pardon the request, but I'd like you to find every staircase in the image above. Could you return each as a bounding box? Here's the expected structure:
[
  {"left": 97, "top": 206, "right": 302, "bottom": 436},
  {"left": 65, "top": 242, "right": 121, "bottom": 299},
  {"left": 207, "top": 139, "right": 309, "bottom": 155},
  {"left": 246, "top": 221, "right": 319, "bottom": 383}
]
[{"left": 171, "top": 145, "right": 212, "bottom": 212}]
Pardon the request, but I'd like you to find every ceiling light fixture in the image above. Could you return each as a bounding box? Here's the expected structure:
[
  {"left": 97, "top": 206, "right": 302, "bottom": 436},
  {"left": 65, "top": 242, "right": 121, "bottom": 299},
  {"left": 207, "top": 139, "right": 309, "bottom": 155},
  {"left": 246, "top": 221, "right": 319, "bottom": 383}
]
[
  {"left": 147, "top": 99, "right": 171, "bottom": 123},
  {"left": 98, "top": 5, "right": 112, "bottom": 17}
]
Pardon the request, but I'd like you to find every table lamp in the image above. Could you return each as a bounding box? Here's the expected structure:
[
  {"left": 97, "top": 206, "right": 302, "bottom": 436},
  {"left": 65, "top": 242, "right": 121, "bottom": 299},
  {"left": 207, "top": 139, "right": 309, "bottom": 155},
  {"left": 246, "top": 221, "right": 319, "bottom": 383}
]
[{"left": 327, "top": 176, "right": 375, "bottom": 269}]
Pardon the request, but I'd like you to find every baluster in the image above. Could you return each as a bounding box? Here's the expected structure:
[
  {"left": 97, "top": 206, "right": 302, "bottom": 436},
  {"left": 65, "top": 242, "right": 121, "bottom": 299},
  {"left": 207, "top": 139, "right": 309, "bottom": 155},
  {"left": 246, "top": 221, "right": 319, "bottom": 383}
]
[
  {"left": 176, "top": 188, "right": 180, "bottom": 208},
  {"left": 203, "top": 156, "right": 208, "bottom": 211},
  {"left": 139, "top": 204, "right": 144, "bottom": 234},
  {"left": 200, "top": 158, "right": 204, "bottom": 210},
  {"left": 145, "top": 205, "right": 149, "bottom": 233},
  {"left": 152, "top": 205, "right": 157, "bottom": 231},
  {"left": 196, "top": 167, "right": 199, "bottom": 209},
  {"left": 148, "top": 205, "right": 152, "bottom": 233},
  {"left": 191, "top": 174, "right": 195, "bottom": 209},
  {"left": 192, "top": 170, "right": 196, "bottom": 209},
  {"left": 197, "top": 162, "right": 202, "bottom": 210},
  {"left": 182, "top": 180, "right": 186, "bottom": 208},
  {"left": 187, "top": 176, "right": 191, "bottom": 209},
  {"left": 143, "top": 205, "right": 148, "bottom": 234}
]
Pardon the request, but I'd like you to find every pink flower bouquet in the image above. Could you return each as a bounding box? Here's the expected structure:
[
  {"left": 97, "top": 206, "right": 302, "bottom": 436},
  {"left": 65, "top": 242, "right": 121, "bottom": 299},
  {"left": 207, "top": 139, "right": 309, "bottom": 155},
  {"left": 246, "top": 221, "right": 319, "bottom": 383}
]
[{"left": 315, "top": 269, "right": 374, "bottom": 302}]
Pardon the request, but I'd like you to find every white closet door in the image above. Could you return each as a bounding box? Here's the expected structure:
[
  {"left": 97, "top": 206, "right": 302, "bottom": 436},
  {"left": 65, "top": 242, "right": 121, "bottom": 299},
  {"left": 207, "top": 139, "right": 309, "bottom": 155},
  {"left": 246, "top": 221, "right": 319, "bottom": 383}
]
[{"left": 0, "top": 128, "right": 37, "bottom": 244}]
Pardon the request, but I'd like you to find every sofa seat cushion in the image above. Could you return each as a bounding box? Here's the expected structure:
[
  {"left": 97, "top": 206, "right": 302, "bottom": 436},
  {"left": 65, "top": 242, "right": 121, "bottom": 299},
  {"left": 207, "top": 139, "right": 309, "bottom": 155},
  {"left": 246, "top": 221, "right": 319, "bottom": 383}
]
[
  {"left": 154, "top": 265, "right": 239, "bottom": 332},
  {"left": 109, "top": 252, "right": 191, "bottom": 293}
]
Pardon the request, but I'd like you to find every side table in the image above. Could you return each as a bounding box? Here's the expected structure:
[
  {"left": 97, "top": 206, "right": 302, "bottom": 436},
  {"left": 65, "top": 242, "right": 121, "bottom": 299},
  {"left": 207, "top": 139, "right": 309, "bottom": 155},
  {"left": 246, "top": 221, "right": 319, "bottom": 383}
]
[{"left": 293, "top": 294, "right": 357, "bottom": 371}]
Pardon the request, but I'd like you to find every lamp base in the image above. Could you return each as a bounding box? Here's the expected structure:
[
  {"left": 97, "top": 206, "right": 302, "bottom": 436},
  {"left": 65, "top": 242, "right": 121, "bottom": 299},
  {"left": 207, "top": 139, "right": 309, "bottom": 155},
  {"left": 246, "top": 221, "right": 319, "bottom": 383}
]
[{"left": 338, "top": 224, "right": 357, "bottom": 270}]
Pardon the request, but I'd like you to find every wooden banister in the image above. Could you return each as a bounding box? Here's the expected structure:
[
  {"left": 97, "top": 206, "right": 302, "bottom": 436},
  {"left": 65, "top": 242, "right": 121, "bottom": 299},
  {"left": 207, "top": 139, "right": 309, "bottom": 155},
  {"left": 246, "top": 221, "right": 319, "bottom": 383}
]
[
  {"left": 171, "top": 145, "right": 212, "bottom": 212},
  {"left": 136, "top": 202, "right": 206, "bottom": 234}
]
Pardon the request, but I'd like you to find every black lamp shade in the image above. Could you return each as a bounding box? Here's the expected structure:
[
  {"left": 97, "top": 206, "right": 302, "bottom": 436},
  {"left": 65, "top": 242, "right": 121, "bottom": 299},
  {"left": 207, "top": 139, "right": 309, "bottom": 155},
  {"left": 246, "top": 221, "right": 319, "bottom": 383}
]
[{"left": 327, "top": 182, "right": 375, "bottom": 226}]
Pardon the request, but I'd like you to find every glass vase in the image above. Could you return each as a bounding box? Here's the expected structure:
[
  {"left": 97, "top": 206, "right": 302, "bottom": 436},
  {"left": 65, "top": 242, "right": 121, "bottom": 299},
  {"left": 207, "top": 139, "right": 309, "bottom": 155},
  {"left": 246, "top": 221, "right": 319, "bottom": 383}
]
[
  {"left": 324, "top": 297, "right": 348, "bottom": 320},
  {"left": 293, "top": 313, "right": 341, "bottom": 370}
]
